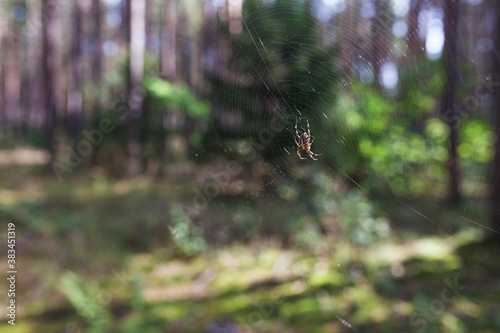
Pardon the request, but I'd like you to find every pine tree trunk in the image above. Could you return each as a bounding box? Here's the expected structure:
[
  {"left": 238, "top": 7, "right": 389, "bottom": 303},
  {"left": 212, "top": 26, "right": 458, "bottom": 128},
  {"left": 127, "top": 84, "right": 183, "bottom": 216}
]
[
  {"left": 406, "top": 0, "right": 424, "bottom": 59},
  {"left": 42, "top": 0, "right": 60, "bottom": 165},
  {"left": 490, "top": 1, "right": 500, "bottom": 234},
  {"left": 91, "top": 0, "right": 103, "bottom": 84},
  {"left": 441, "top": 0, "right": 460, "bottom": 205},
  {"left": 68, "top": 0, "right": 85, "bottom": 146},
  {"left": 127, "top": 0, "right": 146, "bottom": 175}
]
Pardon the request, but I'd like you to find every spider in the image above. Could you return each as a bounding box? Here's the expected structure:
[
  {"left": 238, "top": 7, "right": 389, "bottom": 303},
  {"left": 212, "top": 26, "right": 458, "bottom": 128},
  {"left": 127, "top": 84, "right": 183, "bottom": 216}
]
[{"left": 294, "top": 118, "right": 321, "bottom": 160}]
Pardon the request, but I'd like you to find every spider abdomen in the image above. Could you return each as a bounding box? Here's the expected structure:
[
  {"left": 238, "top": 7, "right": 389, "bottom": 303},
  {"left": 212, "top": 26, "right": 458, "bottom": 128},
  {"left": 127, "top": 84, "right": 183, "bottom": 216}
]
[{"left": 299, "top": 133, "right": 309, "bottom": 145}]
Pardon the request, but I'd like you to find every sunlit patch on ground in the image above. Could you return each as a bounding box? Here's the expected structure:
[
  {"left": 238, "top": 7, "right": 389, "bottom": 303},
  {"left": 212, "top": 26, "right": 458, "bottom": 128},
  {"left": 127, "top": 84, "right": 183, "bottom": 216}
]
[{"left": 0, "top": 148, "right": 50, "bottom": 165}]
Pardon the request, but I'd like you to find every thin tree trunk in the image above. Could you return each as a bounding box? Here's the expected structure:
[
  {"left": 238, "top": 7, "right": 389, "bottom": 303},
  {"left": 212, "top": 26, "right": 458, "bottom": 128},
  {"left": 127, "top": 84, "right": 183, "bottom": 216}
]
[
  {"left": 20, "top": 31, "right": 30, "bottom": 138},
  {"left": 42, "top": 0, "right": 60, "bottom": 165},
  {"left": 406, "top": 0, "right": 424, "bottom": 59},
  {"left": 490, "top": 0, "right": 500, "bottom": 234},
  {"left": 441, "top": 0, "right": 460, "bottom": 205},
  {"left": 371, "top": 0, "right": 390, "bottom": 85},
  {"left": 68, "top": 0, "right": 85, "bottom": 145},
  {"left": 90, "top": 0, "right": 103, "bottom": 164},
  {"left": 120, "top": 0, "right": 131, "bottom": 51},
  {"left": 4, "top": 20, "right": 21, "bottom": 136},
  {"left": 0, "top": 25, "right": 5, "bottom": 132},
  {"left": 91, "top": 0, "right": 103, "bottom": 85},
  {"left": 145, "top": 0, "right": 155, "bottom": 57},
  {"left": 127, "top": 0, "right": 146, "bottom": 175},
  {"left": 161, "top": 0, "right": 177, "bottom": 79},
  {"left": 26, "top": 0, "right": 43, "bottom": 128}
]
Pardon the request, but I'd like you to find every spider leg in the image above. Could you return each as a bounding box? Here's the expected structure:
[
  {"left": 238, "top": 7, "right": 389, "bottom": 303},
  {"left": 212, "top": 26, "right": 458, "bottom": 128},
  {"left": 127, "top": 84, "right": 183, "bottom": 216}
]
[
  {"left": 297, "top": 148, "right": 307, "bottom": 159},
  {"left": 310, "top": 148, "right": 321, "bottom": 156},
  {"left": 307, "top": 119, "right": 311, "bottom": 140},
  {"left": 308, "top": 151, "right": 318, "bottom": 160},
  {"left": 309, "top": 135, "right": 320, "bottom": 155},
  {"left": 308, "top": 146, "right": 321, "bottom": 158},
  {"left": 295, "top": 120, "right": 299, "bottom": 138}
]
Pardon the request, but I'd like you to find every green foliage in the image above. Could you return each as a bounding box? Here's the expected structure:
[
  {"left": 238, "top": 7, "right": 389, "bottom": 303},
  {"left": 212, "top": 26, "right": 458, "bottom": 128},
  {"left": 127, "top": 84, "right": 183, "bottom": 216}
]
[
  {"left": 25, "top": 128, "right": 47, "bottom": 148},
  {"left": 292, "top": 220, "right": 327, "bottom": 253},
  {"left": 3, "top": 165, "right": 500, "bottom": 332},
  {"left": 120, "top": 274, "right": 162, "bottom": 333},
  {"left": 459, "top": 119, "right": 495, "bottom": 181},
  {"left": 314, "top": 172, "right": 391, "bottom": 247},
  {"left": 332, "top": 75, "right": 449, "bottom": 194},
  {"left": 144, "top": 77, "right": 209, "bottom": 120},
  {"left": 60, "top": 271, "right": 112, "bottom": 333},
  {"left": 169, "top": 203, "right": 206, "bottom": 257},
  {"left": 141, "top": 76, "right": 210, "bottom": 164},
  {"left": 459, "top": 120, "right": 495, "bottom": 163}
]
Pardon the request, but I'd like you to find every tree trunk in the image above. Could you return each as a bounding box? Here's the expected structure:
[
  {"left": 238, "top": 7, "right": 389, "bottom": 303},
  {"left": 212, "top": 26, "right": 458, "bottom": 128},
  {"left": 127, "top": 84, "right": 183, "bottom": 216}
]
[
  {"left": 68, "top": 0, "right": 85, "bottom": 146},
  {"left": 371, "top": 0, "right": 390, "bottom": 85},
  {"left": 145, "top": 0, "right": 155, "bottom": 57},
  {"left": 3, "top": 20, "right": 21, "bottom": 137},
  {"left": 490, "top": 0, "right": 500, "bottom": 234},
  {"left": 91, "top": 0, "right": 103, "bottom": 85},
  {"left": 161, "top": 0, "right": 177, "bottom": 79},
  {"left": 42, "top": 0, "right": 60, "bottom": 165},
  {"left": 406, "top": 0, "right": 424, "bottom": 59},
  {"left": 26, "top": 0, "right": 44, "bottom": 129},
  {"left": 0, "top": 25, "right": 6, "bottom": 133},
  {"left": 441, "top": 0, "right": 460, "bottom": 205},
  {"left": 127, "top": 0, "right": 146, "bottom": 175}
]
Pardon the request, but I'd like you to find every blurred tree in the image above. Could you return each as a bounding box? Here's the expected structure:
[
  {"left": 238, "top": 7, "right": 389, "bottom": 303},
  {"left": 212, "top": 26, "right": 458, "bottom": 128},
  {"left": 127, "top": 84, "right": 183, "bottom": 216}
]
[
  {"left": 490, "top": 0, "right": 500, "bottom": 234},
  {"left": 127, "top": 0, "right": 146, "bottom": 175},
  {"left": 145, "top": 0, "right": 155, "bottom": 56},
  {"left": 120, "top": 0, "right": 131, "bottom": 50},
  {"left": 337, "top": 0, "right": 359, "bottom": 72},
  {"left": 2, "top": 7, "right": 21, "bottom": 138},
  {"left": 68, "top": 0, "right": 85, "bottom": 146},
  {"left": 406, "top": 0, "right": 424, "bottom": 59},
  {"left": 371, "top": 0, "right": 391, "bottom": 83},
  {"left": 26, "top": 0, "right": 43, "bottom": 132},
  {"left": 0, "top": 38, "right": 3, "bottom": 133},
  {"left": 91, "top": 0, "right": 103, "bottom": 85},
  {"left": 161, "top": 0, "right": 177, "bottom": 79},
  {"left": 441, "top": 0, "right": 460, "bottom": 205},
  {"left": 42, "top": 0, "right": 60, "bottom": 165},
  {"left": 0, "top": 9, "right": 7, "bottom": 134}
]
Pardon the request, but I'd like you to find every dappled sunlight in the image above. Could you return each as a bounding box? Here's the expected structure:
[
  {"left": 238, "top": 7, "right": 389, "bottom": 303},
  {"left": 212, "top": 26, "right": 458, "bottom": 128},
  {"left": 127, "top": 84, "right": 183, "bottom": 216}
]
[
  {"left": 370, "top": 237, "right": 459, "bottom": 264},
  {"left": 0, "top": 148, "right": 50, "bottom": 165},
  {"left": 98, "top": 231, "right": 492, "bottom": 331},
  {"left": 1, "top": 0, "right": 500, "bottom": 331}
]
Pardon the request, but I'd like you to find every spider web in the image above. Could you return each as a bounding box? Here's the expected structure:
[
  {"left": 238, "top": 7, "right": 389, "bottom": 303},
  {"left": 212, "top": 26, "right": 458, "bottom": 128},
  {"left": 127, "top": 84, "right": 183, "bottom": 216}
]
[
  {"left": 200, "top": 0, "right": 498, "bottom": 233},
  {"left": 197, "top": 0, "right": 499, "bottom": 329}
]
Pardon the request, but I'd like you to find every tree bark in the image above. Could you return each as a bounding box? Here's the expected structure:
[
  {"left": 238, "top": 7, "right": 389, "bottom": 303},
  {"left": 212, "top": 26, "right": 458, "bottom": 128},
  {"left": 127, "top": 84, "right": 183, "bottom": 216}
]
[
  {"left": 161, "top": 0, "right": 177, "bottom": 79},
  {"left": 3, "top": 20, "right": 21, "bottom": 135},
  {"left": 371, "top": 0, "right": 391, "bottom": 85},
  {"left": 68, "top": 0, "right": 85, "bottom": 146},
  {"left": 406, "top": 0, "right": 424, "bottom": 58},
  {"left": 42, "top": 0, "right": 60, "bottom": 165},
  {"left": 127, "top": 0, "right": 146, "bottom": 175},
  {"left": 26, "top": 0, "right": 43, "bottom": 128},
  {"left": 91, "top": 0, "right": 103, "bottom": 84},
  {"left": 441, "top": 0, "right": 460, "bottom": 205},
  {"left": 0, "top": 30, "right": 4, "bottom": 132},
  {"left": 490, "top": 0, "right": 500, "bottom": 234}
]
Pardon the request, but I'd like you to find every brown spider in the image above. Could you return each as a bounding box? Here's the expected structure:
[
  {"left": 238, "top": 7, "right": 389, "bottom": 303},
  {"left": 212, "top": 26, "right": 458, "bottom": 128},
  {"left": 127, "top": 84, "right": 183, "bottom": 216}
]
[{"left": 294, "top": 119, "right": 321, "bottom": 160}]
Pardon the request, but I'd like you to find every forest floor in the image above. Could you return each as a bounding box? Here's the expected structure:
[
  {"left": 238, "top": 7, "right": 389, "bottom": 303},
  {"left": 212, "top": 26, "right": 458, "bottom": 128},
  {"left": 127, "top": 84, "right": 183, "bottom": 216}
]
[{"left": 0, "top": 162, "right": 499, "bottom": 333}]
